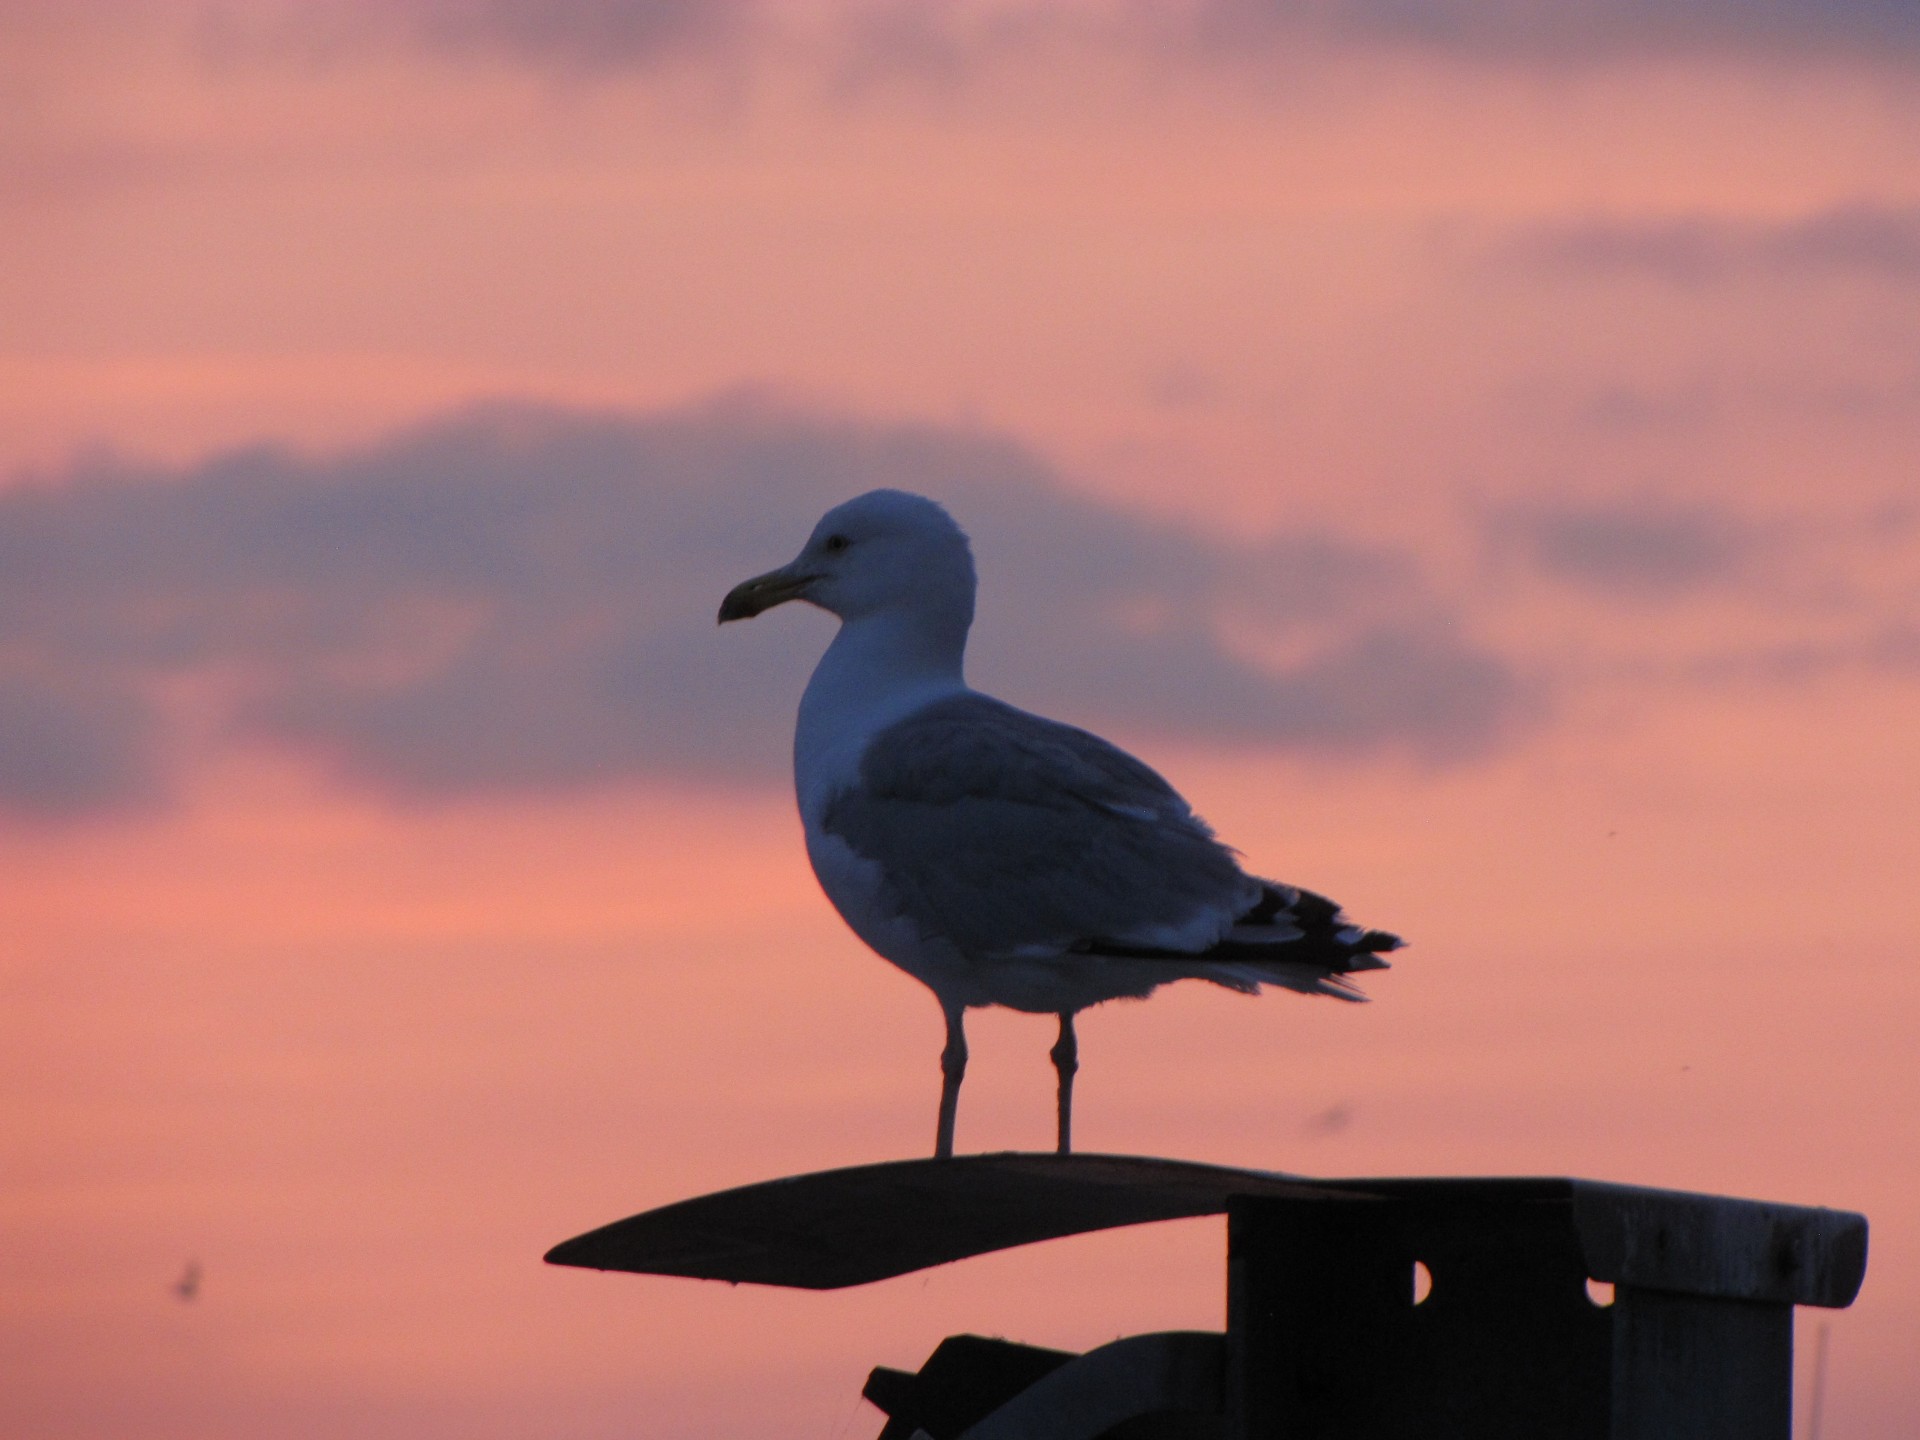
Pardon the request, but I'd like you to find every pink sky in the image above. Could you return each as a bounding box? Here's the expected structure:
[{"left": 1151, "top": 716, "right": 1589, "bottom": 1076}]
[{"left": 6, "top": 4, "right": 1920, "bottom": 1436}]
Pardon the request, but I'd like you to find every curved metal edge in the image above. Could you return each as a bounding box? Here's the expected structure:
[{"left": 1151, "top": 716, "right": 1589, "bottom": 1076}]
[{"left": 956, "top": 1331, "right": 1225, "bottom": 1440}]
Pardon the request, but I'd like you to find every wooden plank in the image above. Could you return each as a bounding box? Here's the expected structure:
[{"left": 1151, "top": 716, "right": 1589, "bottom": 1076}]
[
  {"left": 544, "top": 1152, "right": 1334, "bottom": 1288},
  {"left": 544, "top": 1155, "right": 1867, "bottom": 1303},
  {"left": 1571, "top": 1181, "right": 1867, "bottom": 1309}
]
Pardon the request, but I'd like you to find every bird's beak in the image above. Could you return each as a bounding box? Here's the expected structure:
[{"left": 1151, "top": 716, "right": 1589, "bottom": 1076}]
[{"left": 717, "top": 563, "right": 818, "bottom": 623}]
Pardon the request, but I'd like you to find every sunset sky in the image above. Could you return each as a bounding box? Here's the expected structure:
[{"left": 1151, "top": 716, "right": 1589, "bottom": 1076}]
[{"left": 6, "top": 3, "right": 1920, "bottom": 1436}]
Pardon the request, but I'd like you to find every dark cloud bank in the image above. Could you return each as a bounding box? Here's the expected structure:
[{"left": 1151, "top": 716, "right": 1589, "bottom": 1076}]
[
  {"left": 1199, "top": 0, "right": 1920, "bottom": 62},
  {"left": 0, "top": 399, "right": 1522, "bottom": 821},
  {"left": 406, "top": 0, "right": 1920, "bottom": 69},
  {"left": 251, "top": 0, "right": 1920, "bottom": 84}
]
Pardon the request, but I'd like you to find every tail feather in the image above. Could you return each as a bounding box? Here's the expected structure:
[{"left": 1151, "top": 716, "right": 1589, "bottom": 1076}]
[{"left": 1087, "top": 881, "right": 1404, "bottom": 998}]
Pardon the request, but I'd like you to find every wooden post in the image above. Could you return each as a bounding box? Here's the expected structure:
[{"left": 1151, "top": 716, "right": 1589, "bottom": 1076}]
[
  {"left": 543, "top": 1154, "right": 1867, "bottom": 1439},
  {"left": 1226, "top": 1179, "right": 1861, "bottom": 1440},
  {"left": 1227, "top": 1190, "right": 1611, "bottom": 1439},
  {"left": 1610, "top": 1288, "right": 1791, "bottom": 1440}
]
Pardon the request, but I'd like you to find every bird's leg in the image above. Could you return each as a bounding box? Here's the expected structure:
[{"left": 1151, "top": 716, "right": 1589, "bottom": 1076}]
[
  {"left": 1050, "top": 1012, "right": 1079, "bottom": 1155},
  {"left": 936, "top": 1004, "right": 968, "bottom": 1160}
]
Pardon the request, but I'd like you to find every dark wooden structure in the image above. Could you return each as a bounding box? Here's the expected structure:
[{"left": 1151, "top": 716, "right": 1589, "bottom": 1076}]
[{"left": 547, "top": 1154, "right": 1867, "bottom": 1439}]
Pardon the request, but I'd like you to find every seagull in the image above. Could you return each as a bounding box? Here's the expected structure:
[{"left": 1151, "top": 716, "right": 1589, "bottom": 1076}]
[{"left": 718, "top": 490, "right": 1403, "bottom": 1159}]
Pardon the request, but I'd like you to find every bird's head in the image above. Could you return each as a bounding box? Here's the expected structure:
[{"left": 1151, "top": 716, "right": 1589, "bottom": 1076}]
[{"left": 717, "top": 489, "right": 976, "bottom": 629}]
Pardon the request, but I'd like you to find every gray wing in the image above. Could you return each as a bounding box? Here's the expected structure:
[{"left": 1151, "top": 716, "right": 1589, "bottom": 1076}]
[{"left": 820, "top": 693, "right": 1261, "bottom": 962}]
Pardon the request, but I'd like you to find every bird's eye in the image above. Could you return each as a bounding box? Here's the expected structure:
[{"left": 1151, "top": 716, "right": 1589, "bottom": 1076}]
[{"left": 823, "top": 534, "right": 851, "bottom": 553}]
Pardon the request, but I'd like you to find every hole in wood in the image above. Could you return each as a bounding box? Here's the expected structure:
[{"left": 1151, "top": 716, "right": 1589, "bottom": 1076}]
[
  {"left": 1585, "top": 1277, "right": 1615, "bottom": 1307},
  {"left": 1412, "top": 1260, "right": 1433, "bottom": 1305}
]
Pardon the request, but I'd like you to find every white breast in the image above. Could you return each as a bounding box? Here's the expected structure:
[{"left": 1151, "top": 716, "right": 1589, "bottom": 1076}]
[
  {"left": 792, "top": 614, "right": 967, "bottom": 829},
  {"left": 791, "top": 603, "right": 976, "bottom": 999}
]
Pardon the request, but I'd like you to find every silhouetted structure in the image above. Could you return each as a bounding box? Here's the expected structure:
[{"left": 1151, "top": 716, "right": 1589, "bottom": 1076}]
[{"left": 547, "top": 1154, "right": 1867, "bottom": 1439}]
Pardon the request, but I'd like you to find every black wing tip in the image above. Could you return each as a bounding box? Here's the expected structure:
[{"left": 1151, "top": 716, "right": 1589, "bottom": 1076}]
[{"left": 1252, "top": 885, "right": 1403, "bottom": 947}]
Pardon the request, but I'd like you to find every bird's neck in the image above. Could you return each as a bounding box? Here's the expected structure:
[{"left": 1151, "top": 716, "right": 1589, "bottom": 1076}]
[{"left": 795, "top": 609, "right": 968, "bottom": 813}]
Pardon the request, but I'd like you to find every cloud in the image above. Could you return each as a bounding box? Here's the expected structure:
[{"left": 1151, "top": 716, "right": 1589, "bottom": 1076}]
[
  {"left": 1193, "top": 0, "right": 1920, "bottom": 63},
  {"left": 1505, "top": 204, "right": 1920, "bottom": 287},
  {"left": 240, "top": 0, "right": 757, "bottom": 74},
  {"left": 397, "top": 0, "right": 751, "bottom": 70},
  {"left": 0, "top": 397, "right": 1524, "bottom": 820},
  {"left": 1484, "top": 494, "right": 1920, "bottom": 612},
  {"left": 195, "top": 0, "right": 1920, "bottom": 89},
  {"left": 0, "top": 673, "right": 163, "bottom": 820},
  {"left": 1616, "top": 620, "right": 1920, "bottom": 691},
  {"left": 387, "top": 1, "right": 1920, "bottom": 77},
  {"left": 1479, "top": 494, "right": 1920, "bottom": 704},
  {"left": 1486, "top": 500, "right": 1756, "bottom": 598}
]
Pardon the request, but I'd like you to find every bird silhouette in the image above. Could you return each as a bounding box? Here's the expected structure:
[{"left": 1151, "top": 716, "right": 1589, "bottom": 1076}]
[{"left": 721, "top": 490, "right": 1404, "bottom": 1158}]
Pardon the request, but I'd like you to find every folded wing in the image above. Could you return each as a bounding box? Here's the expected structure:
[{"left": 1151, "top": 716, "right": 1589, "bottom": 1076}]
[{"left": 821, "top": 694, "right": 1399, "bottom": 994}]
